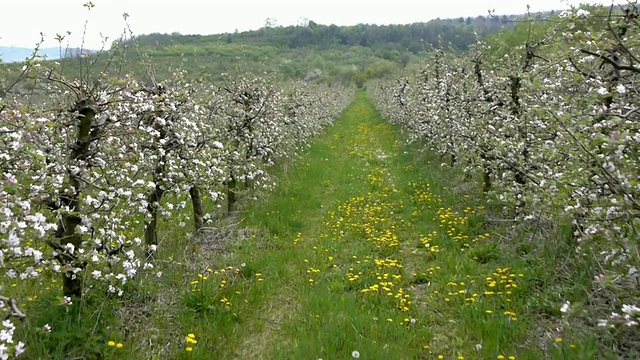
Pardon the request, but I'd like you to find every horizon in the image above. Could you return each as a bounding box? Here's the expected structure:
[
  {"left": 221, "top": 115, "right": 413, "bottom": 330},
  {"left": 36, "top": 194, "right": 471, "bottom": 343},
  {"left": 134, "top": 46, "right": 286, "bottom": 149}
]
[{"left": 0, "top": 0, "right": 608, "bottom": 49}]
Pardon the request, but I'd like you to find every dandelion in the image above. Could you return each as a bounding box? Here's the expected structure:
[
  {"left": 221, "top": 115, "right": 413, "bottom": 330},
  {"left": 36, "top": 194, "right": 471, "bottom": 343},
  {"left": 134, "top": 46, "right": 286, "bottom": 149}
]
[
  {"left": 116, "top": 343, "right": 123, "bottom": 348},
  {"left": 186, "top": 347, "right": 193, "bottom": 352},
  {"left": 108, "top": 341, "right": 116, "bottom": 347},
  {"left": 352, "top": 350, "right": 360, "bottom": 358}
]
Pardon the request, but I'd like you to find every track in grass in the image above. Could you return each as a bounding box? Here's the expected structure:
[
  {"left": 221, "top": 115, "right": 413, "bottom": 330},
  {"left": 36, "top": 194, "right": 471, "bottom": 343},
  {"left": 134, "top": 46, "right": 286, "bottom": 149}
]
[{"left": 176, "top": 91, "right": 590, "bottom": 360}]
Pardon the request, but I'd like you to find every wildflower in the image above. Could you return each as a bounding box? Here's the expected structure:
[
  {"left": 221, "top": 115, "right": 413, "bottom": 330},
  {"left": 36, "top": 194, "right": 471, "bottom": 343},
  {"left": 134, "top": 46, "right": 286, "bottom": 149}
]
[
  {"left": 15, "top": 341, "right": 25, "bottom": 356},
  {"left": 622, "top": 304, "right": 640, "bottom": 316},
  {"left": 560, "top": 301, "right": 570, "bottom": 314},
  {"left": 43, "top": 324, "right": 51, "bottom": 332},
  {"left": 116, "top": 343, "right": 123, "bottom": 348},
  {"left": 186, "top": 347, "right": 193, "bottom": 352},
  {"left": 555, "top": 337, "right": 563, "bottom": 343},
  {"left": 108, "top": 341, "right": 116, "bottom": 347},
  {"left": 352, "top": 350, "right": 360, "bottom": 358}
]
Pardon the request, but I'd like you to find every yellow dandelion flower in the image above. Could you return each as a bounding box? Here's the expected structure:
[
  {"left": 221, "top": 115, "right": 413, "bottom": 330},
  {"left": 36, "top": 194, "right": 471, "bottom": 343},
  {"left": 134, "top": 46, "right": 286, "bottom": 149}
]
[{"left": 108, "top": 341, "right": 116, "bottom": 347}]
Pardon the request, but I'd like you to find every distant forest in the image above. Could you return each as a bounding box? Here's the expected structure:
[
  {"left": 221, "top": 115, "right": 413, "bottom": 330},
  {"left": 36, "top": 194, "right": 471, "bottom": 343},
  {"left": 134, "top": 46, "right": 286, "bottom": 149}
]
[{"left": 131, "top": 12, "right": 557, "bottom": 54}]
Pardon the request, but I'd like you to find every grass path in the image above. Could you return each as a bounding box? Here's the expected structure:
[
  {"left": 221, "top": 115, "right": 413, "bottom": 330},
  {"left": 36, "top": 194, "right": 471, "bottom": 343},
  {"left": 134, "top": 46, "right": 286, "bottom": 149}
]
[{"left": 174, "top": 91, "right": 590, "bottom": 359}]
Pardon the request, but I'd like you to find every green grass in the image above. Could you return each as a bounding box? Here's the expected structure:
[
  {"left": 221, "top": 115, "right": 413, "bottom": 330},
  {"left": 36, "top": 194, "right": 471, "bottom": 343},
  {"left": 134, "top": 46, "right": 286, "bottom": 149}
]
[{"left": 14, "top": 90, "right": 603, "bottom": 359}]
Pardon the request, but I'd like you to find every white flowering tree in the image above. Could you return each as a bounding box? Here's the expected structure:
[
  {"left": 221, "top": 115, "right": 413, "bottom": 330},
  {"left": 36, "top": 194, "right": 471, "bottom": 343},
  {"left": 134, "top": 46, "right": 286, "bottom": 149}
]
[{"left": 1, "top": 44, "right": 353, "bottom": 356}]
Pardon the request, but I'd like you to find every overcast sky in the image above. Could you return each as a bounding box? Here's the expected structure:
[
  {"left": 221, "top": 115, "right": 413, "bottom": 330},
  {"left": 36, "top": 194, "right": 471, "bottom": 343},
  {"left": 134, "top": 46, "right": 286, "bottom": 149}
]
[{"left": 1, "top": 0, "right": 608, "bottom": 48}]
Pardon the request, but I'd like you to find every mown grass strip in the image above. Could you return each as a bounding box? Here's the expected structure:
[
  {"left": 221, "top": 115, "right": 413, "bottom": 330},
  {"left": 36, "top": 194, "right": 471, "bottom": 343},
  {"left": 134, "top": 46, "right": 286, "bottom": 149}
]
[{"left": 156, "top": 90, "right": 596, "bottom": 359}]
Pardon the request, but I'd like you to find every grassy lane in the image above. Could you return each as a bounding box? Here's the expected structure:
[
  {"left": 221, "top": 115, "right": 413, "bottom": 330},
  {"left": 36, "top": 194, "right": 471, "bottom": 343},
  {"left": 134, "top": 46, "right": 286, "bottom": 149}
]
[{"left": 169, "top": 91, "right": 593, "bottom": 360}]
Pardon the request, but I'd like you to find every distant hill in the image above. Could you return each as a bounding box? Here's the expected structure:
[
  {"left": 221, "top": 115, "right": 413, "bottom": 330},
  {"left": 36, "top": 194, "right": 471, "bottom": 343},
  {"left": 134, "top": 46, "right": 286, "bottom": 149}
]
[
  {"left": 0, "top": 10, "right": 561, "bottom": 86},
  {"left": 0, "top": 46, "right": 94, "bottom": 63}
]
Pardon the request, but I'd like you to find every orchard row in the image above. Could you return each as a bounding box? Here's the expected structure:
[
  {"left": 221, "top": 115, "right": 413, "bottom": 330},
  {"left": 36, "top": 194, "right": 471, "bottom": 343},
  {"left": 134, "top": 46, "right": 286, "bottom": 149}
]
[
  {"left": 371, "top": 4, "right": 640, "bottom": 336},
  {"left": 0, "top": 57, "right": 352, "bottom": 355}
]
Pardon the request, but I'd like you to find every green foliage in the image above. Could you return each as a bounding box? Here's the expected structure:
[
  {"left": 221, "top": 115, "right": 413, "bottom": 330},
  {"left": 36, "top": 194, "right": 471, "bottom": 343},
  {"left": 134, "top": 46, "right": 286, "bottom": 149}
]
[{"left": 16, "top": 291, "right": 120, "bottom": 359}]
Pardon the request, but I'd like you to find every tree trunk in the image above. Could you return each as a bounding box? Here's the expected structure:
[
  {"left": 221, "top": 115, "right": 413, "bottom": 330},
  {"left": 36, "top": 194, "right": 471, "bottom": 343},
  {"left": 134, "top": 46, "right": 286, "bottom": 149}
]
[
  {"left": 483, "top": 168, "right": 492, "bottom": 193},
  {"left": 57, "top": 100, "right": 97, "bottom": 298},
  {"left": 190, "top": 185, "right": 204, "bottom": 232},
  {"left": 59, "top": 220, "right": 83, "bottom": 298},
  {"left": 227, "top": 176, "right": 237, "bottom": 212},
  {"left": 144, "top": 180, "right": 165, "bottom": 248}
]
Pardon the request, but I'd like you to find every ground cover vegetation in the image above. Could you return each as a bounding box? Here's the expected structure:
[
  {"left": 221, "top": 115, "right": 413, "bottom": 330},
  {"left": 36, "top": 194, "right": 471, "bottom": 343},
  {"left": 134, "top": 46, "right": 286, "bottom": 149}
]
[{"left": 0, "top": 2, "right": 639, "bottom": 359}]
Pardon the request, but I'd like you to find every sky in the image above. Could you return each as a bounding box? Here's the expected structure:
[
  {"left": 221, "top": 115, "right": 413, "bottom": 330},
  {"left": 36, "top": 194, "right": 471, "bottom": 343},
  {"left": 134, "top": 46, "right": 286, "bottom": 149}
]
[{"left": 0, "top": 0, "right": 609, "bottom": 49}]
